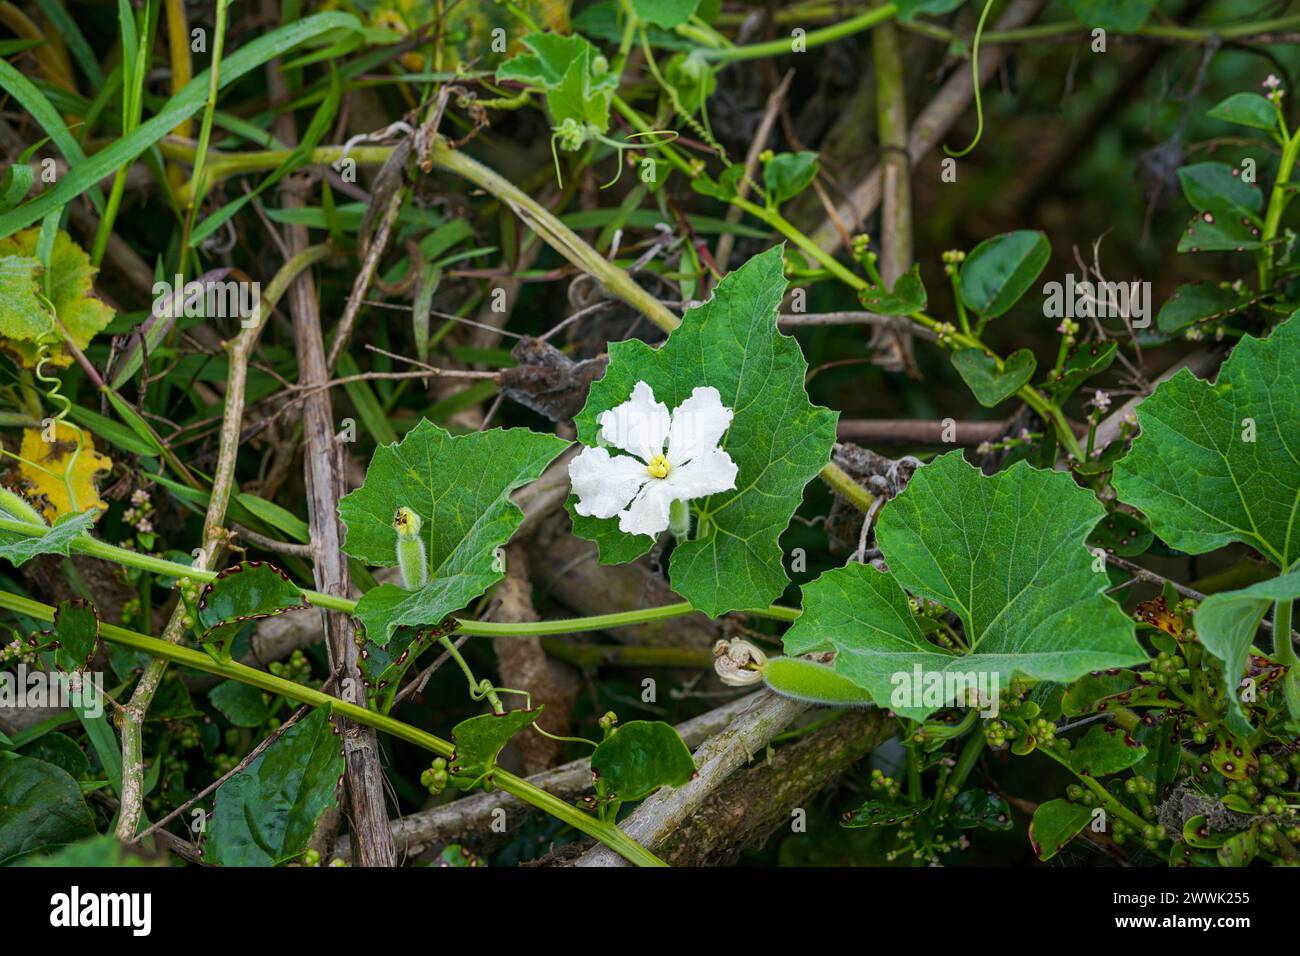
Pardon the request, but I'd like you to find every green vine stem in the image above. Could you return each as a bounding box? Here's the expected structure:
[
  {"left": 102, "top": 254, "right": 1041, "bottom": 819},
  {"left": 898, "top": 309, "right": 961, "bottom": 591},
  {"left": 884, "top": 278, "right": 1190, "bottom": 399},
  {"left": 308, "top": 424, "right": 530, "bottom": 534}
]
[
  {"left": 0, "top": 515, "right": 803, "bottom": 633},
  {"left": 694, "top": 6, "right": 897, "bottom": 62},
  {"left": 1260, "top": 121, "right": 1300, "bottom": 290},
  {"left": 902, "top": 12, "right": 1300, "bottom": 47},
  {"left": 0, "top": 587, "right": 665, "bottom": 867}
]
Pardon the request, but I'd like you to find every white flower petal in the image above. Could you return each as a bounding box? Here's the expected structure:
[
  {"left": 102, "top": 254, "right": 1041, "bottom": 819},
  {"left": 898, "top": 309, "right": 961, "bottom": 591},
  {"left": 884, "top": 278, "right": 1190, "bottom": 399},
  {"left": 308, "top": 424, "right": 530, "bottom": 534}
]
[
  {"left": 618, "top": 479, "right": 676, "bottom": 537},
  {"left": 666, "top": 386, "right": 733, "bottom": 466},
  {"left": 569, "top": 446, "right": 650, "bottom": 519},
  {"left": 598, "top": 381, "right": 669, "bottom": 464},
  {"left": 664, "top": 448, "right": 738, "bottom": 502}
]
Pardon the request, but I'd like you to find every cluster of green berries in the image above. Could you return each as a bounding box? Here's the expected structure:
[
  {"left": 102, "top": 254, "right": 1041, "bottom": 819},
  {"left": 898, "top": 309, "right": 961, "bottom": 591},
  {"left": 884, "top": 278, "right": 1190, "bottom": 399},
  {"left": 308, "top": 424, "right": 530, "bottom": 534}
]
[
  {"left": 268, "top": 649, "right": 312, "bottom": 684},
  {"left": 940, "top": 249, "right": 966, "bottom": 276},
  {"left": 420, "top": 757, "right": 449, "bottom": 795},
  {"left": 1147, "top": 650, "right": 1186, "bottom": 686},
  {"left": 1111, "top": 817, "right": 1165, "bottom": 850},
  {"left": 301, "top": 848, "right": 321, "bottom": 867},
  {"left": 1027, "top": 717, "right": 1056, "bottom": 745},
  {"left": 933, "top": 321, "right": 958, "bottom": 347},
  {"left": 213, "top": 753, "right": 239, "bottom": 778},
  {"left": 174, "top": 721, "right": 202, "bottom": 751},
  {"left": 177, "top": 576, "right": 201, "bottom": 630},
  {"left": 983, "top": 719, "right": 1017, "bottom": 749},
  {"left": 1190, "top": 721, "right": 1212, "bottom": 745},
  {"left": 1258, "top": 752, "right": 1294, "bottom": 789},
  {"left": 1123, "top": 776, "right": 1157, "bottom": 797},
  {"left": 1225, "top": 778, "right": 1265, "bottom": 804},
  {"left": 869, "top": 768, "right": 901, "bottom": 800}
]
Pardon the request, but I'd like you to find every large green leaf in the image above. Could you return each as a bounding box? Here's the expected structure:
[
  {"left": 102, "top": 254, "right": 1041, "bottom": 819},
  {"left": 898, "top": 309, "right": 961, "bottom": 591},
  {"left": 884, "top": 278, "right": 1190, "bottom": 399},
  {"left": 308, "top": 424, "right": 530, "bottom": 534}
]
[
  {"left": 0, "top": 509, "right": 96, "bottom": 566},
  {"left": 204, "top": 707, "right": 343, "bottom": 867},
  {"left": 591, "top": 720, "right": 695, "bottom": 802},
  {"left": 0, "top": 754, "right": 96, "bottom": 863},
  {"left": 572, "top": 246, "right": 837, "bottom": 616},
  {"left": 339, "top": 420, "right": 569, "bottom": 643},
  {"left": 1112, "top": 314, "right": 1300, "bottom": 569},
  {"left": 958, "top": 230, "right": 1050, "bottom": 319},
  {"left": 1194, "top": 569, "right": 1300, "bottom": 736},
  {"left": 783, "top": 452, "right": 1144, "bottom": 719}
]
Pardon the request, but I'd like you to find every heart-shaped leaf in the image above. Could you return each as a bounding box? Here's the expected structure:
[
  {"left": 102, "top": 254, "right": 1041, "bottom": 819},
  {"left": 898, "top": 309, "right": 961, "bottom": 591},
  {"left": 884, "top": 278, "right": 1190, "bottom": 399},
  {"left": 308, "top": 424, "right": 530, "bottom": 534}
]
[
  {"left": 339, "top": 420, "right": 569, "bottom": 644},
  {"left": 951, "top": 347, "right": 1036, "bottom": 407},
  {"left": 1113, "top": 313, "right": 1300, "bottom": 569},
  {"left": 783, "top": 452, "right": 1145, "bottom": 720},
  {"left": 204, "top": 707, "right": 343, "bottom": 867},
  {"left": 449, "top": 708, "right": 542, "bottom": 779},
  {"left": 764, "top": 151, "right": 819, "bottom": 206},
  {"left": 858, "top": 264, "right": 927, "bottom": 316},
  {"left": 571, "top": 246, "right": 838, "bottom": 616},
  {"left": 959, "top": 230, "right": 1049, "bottom": 319},
  {"left": 591, "top": 720, "right": 695, "bottom": 802}
]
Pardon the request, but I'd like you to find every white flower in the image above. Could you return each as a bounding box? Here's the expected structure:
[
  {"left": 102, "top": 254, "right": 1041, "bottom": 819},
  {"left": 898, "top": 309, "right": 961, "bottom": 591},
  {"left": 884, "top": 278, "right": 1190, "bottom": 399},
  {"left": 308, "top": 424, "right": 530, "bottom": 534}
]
[{"left": 569, "top": 381, "right": 738, "bottom": 537}]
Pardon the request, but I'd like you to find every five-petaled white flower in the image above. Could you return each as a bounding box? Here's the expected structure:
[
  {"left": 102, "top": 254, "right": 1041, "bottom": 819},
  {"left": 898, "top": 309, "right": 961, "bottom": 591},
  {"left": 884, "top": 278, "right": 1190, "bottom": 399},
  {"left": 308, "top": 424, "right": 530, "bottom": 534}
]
[{"left": 569, "top": 381, "right": 738, "bottom": 537}]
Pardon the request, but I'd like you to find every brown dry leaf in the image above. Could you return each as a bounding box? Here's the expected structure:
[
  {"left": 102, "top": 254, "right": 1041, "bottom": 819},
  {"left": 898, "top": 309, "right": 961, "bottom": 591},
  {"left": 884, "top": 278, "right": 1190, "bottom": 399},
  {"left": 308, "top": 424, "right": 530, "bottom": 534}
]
[{"left": 16, "top": 421, "right": 112, "bottom": 521}]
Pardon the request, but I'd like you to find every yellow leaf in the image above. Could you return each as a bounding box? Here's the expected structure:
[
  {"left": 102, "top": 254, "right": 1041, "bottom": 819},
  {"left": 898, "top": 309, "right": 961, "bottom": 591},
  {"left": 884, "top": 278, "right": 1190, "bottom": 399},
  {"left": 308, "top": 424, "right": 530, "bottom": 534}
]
[{"left": 15, "top": 421, "right": 112, "bottom": 522}]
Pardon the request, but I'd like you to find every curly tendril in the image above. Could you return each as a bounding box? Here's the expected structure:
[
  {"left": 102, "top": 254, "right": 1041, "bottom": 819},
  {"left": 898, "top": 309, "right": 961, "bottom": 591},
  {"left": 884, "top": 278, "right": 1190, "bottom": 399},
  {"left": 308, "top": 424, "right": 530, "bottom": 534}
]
[{"left": 944, "top": 0, "right": 998, "bottom": 159}]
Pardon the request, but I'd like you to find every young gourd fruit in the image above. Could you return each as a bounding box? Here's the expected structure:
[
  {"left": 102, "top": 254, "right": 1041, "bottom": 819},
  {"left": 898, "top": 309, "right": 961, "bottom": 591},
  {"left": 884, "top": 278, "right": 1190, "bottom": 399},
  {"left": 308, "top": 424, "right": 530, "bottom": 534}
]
[{"left": 713, "top": 638, "right": 874, "bottom": 707}]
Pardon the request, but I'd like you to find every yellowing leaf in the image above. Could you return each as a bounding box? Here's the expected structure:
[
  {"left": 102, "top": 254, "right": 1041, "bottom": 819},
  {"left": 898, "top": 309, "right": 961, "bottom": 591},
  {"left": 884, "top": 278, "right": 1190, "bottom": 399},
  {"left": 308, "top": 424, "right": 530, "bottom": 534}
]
[
  {"left": 15, "top": 422, "right": 112, "bottom": 522},
  {"left": 0, "top": 229, "right": 114, "bottom": 367}
]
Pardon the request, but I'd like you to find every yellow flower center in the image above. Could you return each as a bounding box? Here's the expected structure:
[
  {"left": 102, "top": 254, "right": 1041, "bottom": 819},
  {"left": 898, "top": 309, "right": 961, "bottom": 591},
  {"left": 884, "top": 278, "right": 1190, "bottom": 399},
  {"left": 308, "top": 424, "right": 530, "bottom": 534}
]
[{"left": 647, "top": 454, "right": 672, "bottom": 479}]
